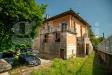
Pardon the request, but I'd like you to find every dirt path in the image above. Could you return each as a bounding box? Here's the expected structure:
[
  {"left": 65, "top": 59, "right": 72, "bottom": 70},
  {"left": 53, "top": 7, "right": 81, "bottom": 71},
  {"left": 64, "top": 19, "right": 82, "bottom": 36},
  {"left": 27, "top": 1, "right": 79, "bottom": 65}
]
[{"left": 10, "top": 59, "right": 52, "bottom": 75}]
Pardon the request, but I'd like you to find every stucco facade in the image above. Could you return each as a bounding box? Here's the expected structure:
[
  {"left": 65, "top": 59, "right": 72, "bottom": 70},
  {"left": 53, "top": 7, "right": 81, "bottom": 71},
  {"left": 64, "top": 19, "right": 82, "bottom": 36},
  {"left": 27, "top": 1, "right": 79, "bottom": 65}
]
[{"left": 34, "top": 10, "right": 93, "bottom": 59}]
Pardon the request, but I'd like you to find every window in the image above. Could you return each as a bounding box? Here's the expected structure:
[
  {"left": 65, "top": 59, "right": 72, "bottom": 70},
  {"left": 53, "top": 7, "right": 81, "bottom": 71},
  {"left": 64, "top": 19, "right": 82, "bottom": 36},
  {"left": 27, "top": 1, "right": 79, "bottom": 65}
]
[
  {"left": 74, "top": 22, "right": 76, "bottom": 32},
  {"left": 61, "top": 22, "right": 67, "bottom": 31},
  {"left": 19, "top": 23, "right": 25, "bottom": 34},
  {"left": 72, "top": 50, "right": 74, "bottom": 55},
  {"left": 80, "top": 25, "right": 82, "bottom": 37},
  {"left": 48, "top": 25, "right": 50, "bottom": 32},
  {"left": 55, "top": 32, "right": 60, "bottom": 42},
  {"left": 44, "top": 34, "right": 49, "bottom": 43}
]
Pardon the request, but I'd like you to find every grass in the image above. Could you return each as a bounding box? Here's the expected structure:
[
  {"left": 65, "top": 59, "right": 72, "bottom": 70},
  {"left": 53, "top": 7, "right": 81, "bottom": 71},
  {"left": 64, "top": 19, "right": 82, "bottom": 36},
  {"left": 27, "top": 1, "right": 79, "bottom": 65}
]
[{"left": 32, "top": 53, "right": 107, "bottom": 75}]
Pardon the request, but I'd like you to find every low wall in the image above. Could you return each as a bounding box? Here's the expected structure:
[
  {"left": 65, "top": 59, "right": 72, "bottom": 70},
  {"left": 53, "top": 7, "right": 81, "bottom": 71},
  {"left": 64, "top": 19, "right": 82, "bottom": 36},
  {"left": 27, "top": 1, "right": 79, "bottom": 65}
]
[{"left": 95, "top": 50, "right": 112, "bottom": 74}]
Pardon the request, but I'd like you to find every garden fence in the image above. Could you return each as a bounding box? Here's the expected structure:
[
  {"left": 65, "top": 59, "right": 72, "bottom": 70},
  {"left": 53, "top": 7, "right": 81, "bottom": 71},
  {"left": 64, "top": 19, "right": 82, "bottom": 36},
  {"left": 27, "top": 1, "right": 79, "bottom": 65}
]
[{"left": 97, "top": 35, "right": 112, "bottom": 55}]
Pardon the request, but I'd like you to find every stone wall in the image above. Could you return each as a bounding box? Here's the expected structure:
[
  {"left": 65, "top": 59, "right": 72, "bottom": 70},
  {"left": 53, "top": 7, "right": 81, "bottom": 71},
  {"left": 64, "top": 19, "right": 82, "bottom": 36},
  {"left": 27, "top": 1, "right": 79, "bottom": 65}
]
[
  {"left": 96, "top": 50, "right": 112, "bottom": 74},
  {"left": 66, "top": 32, "right": 77, "bottom": 59},
  {"left": 39, "top": 32, "right": 66, "bottom": 59}
]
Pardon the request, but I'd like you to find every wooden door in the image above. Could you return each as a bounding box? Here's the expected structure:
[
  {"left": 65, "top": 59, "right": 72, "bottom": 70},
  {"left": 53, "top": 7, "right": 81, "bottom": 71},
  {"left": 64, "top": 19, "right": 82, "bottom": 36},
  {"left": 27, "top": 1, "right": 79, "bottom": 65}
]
[
  {"left": 60, "top": 49, "right": 64, "bottom": 59},
  {"left": 86, "top": 44, "right": 89, "bottom": 55}
]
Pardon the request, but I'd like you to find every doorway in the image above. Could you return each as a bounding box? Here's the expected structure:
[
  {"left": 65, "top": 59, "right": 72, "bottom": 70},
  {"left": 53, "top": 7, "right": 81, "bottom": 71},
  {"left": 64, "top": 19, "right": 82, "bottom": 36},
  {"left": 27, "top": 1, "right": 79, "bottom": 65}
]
[
  {"left": 60, "top": 49, "right": 65, "bottom": 59},
  {"left": 86, "top": 44, "right": 89, "bottom": 55}
]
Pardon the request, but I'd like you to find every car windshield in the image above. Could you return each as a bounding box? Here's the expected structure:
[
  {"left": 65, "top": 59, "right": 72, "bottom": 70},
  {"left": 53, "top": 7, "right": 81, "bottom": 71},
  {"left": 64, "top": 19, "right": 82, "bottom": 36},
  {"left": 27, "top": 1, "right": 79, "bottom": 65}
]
[
  {"left": 25, "top": 55, "right": 36, "bottom": 61},
  {"left": 2, "top": 52, "right": 14, "bottom": 58}
]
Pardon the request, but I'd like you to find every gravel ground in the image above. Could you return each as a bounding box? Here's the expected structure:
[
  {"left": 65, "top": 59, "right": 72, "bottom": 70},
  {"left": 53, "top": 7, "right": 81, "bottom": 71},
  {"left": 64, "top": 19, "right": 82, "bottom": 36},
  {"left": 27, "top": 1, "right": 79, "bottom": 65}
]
[{"left": 10, "top": 58, "right": 52, "bottom": 75}]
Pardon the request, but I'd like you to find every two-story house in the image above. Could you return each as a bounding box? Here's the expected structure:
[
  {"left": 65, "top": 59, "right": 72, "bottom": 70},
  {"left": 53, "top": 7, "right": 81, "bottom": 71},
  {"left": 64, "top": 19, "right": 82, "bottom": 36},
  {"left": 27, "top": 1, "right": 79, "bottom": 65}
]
[{"left": 36, "top": 9, "right": 93, "bottom": 59}]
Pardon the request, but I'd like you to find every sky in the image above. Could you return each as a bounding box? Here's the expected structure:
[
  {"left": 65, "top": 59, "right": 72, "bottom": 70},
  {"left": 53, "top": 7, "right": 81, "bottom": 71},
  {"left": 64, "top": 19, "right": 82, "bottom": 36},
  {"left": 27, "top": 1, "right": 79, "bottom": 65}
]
[{"left": 36, "top": 0, "right": 112, "bottom": 38}]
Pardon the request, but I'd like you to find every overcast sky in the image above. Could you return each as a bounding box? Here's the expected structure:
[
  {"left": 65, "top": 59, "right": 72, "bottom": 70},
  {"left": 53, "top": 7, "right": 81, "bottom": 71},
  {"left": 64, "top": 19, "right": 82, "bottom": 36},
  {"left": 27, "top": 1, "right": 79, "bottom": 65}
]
[{"left": 36, "top": 0, "right": 112, "bottom": 37}]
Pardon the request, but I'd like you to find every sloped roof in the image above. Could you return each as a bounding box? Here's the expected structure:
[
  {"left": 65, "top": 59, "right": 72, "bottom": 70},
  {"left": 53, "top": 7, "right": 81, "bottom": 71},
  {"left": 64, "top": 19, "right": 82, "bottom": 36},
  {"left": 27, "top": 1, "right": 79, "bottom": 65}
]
[{"left": 44, "top": 9, "right": 90, "bottom": 27}]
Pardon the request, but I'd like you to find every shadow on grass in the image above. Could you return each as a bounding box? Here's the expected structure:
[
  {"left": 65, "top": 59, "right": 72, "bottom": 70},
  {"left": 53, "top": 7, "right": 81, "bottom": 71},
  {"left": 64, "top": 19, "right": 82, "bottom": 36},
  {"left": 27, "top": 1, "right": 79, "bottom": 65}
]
[
  {"left": 74, "top": 51, "right": 111, "bottom": 75},
  {"left": 92, "top": 50, "right": 111, "bottom": 75}
]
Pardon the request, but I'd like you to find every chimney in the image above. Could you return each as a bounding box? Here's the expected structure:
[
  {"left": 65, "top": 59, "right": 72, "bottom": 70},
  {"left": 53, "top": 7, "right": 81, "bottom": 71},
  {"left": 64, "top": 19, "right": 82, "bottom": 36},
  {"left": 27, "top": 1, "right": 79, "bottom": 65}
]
[{"left": 44, "top": 14, "right": 50, "bottom": 20}]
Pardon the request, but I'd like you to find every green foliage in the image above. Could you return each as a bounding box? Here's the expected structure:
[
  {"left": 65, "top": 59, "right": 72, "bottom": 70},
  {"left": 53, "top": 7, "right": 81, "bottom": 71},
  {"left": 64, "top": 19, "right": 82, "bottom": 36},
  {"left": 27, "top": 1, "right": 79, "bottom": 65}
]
[
  {"left": 88, "top": 27, "right": 104, "bottom": 47},
  {"left": 0, "top": 0, "right": 46, "bottom": 51},
  {"left": 15, "top": 44, "right": 26, "bottom": 52}
]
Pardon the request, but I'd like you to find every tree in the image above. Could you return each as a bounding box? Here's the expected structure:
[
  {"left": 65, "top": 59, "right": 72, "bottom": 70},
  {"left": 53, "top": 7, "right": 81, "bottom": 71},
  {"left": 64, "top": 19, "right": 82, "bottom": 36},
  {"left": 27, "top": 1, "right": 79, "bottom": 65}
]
[
  {"left": 88, "top": 27, "right": 104, "bottom": 48},
  {"left": 0, "top": 0, "right": 46, "bottom": 51}
]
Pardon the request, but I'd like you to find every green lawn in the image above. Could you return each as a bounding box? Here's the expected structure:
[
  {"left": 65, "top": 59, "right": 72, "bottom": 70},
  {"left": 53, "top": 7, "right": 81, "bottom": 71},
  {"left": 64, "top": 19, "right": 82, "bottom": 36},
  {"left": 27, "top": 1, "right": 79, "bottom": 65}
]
[{"left": 32, "top": 53, "right": 107, "bottom": 75}]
